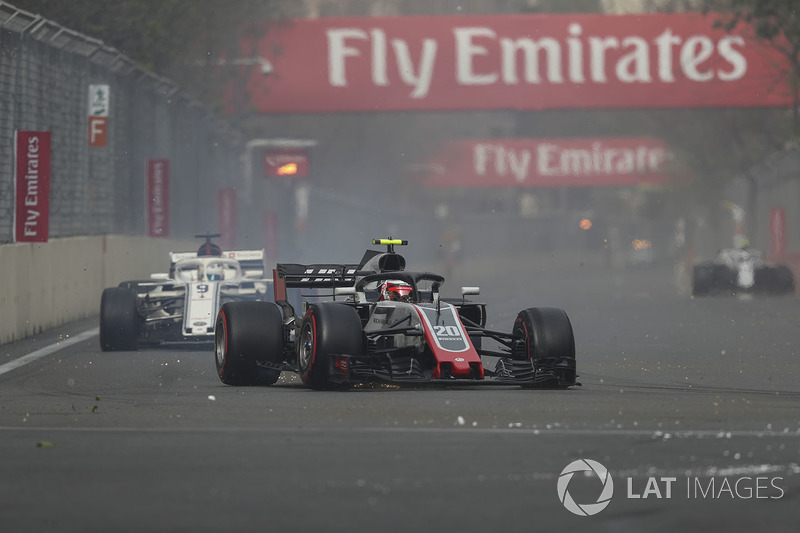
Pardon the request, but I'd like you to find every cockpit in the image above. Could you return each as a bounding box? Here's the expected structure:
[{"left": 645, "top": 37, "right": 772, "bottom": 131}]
[{"left": 174, "top": 257, "right": 241, "bottom": 282}]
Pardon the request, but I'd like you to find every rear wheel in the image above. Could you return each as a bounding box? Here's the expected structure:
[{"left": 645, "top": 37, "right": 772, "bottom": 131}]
[
  {"left": 771, "top": 265, "right": 795, "bottom": 295},
  {"left": 692, "top": 264, "right": 714, "bottom": 296},
  {"left": 513, "top": 307, "right": 576, "bottom": 388},
  {"left": 215, "top": 302, "right": 284, "bottom": 386},
  {"left": 297, "top": 303, "right": 363, "bottom": 390},
  {"left": 99, "top": 287, "right": 139, "bottom": 351}
]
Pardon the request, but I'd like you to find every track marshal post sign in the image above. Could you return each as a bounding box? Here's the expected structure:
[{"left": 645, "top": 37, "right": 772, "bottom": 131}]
[
  {"left": 13, "top": 131, "right": 51, "bottom": 243},
  {"left": 88, "top": 84, "right": 109, "bottom": 147}
]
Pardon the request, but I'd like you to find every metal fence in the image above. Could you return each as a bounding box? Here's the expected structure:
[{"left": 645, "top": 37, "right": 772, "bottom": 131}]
[{"left": 0, "top": 2, "right": 243, "bottom": 244}]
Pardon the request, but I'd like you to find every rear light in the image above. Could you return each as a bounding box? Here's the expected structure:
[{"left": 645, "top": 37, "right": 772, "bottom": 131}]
[{"left": 334, "top": 356, "right": 349, "bottom": 373}]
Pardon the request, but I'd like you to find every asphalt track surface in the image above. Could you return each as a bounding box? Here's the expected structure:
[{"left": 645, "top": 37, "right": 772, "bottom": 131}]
[{"left": 2, "top": 252, "right": 799, "bottom": 532}]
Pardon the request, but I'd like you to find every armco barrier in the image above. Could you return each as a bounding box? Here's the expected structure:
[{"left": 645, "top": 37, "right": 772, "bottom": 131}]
[{"left": 0, "top": 235, "right": 195, "bottom": 345}]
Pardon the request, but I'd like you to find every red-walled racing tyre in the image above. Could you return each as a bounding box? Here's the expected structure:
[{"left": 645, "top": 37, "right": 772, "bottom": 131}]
[
  {"left": 513, "top": 307, "right": 576, "bottom": 388},
  {"left": 215, "top": 301, "right": 283, "bottom": 386},
  {"left": 297, "top": 303, "right": 363, "bottom": 390}
]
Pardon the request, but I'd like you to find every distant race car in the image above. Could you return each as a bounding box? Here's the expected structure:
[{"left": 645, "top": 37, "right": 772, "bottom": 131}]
[
  {"left": 692, "top": 247, "right": 795, "bottom": 296},
  {"left": 100, "top": 234, "right": 271, "bottom": 351},
  {"left": 214, "top": 239, "right": 577, "bottom": 390}
]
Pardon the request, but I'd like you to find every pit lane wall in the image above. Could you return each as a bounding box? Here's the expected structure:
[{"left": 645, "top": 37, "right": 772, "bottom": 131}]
[{"left": 0, "top": 235, "right": 195, "bottom": 345}]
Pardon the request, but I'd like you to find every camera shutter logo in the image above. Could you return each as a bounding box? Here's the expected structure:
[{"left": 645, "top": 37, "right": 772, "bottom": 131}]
[{"left": 557, "top": 459, "right": 614, "bottom": 516}]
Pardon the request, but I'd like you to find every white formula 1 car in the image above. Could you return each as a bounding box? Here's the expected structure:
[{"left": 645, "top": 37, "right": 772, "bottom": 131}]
[
  {"left": 100, "top": 234, "right": 272, "bottom": 351},
  {"left": 692, "top": 247, "right": 795, "bottom": 296}
]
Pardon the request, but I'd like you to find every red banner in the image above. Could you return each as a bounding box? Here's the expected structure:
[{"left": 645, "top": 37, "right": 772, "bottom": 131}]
[
  {"left": 14, "top": 131, "right": 50, "bottom": 242},
  {"left": 235, "top": 12, "right": 790, "bottom": 114},
  {"left": 217, "top": 188, "right": 237, "bottom": 249},
  {"left": 424, "top": 137, "right": 671, "bottom": 188},
  {"left": 146, "top": 159, "right": 170, "bottom": 237},
  {"left": 264, "top": 148, "right": 309, "bottom": 177},
  {"left": 769, "top": 207, "right": 786, "bottom": 260}
]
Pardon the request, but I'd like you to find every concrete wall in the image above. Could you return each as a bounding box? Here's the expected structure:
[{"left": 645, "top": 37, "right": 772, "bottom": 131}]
[{"left": 0, "top": 235, "right": 196, "bottom": 345}]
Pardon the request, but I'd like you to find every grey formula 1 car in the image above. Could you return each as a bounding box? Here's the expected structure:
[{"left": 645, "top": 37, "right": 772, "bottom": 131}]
[
  {"left": 100, "top": 235, "right": 271, "bottom": 351},
  {"left": 692, "top": 247, "right": 795, "bottom": 296},
  {"left": 214, "top": 239, "right": 578, "bottom": 390}
]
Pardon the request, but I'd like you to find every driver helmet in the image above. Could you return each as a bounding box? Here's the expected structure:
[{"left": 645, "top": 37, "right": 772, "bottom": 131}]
[
  {"left": 206, "top": 262, "right": 224, "bottom": 281},
  {"left": 380, "top": 280, "right": 413, "bottom": 302}
]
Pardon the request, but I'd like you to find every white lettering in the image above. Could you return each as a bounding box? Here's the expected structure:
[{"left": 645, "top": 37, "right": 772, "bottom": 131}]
[
  {"left": 617, "top": 36, "right": 651, "bottom": 83},
  {"left": 371, "top": 29, "right": 388, "bottom": 86},
  {"left": 507, "top": 149, "right": 531, "bottom": 182},
  {"left": 538, "top": 143, "right": 559, "bottom": 176},
  {"left": 327, "top": 28, "right": 368, "bottom": 87},
  {"left": 589, "top": 36, "right": 619, "bottom": 82},
  {"left": 500, "top": 37, "right": 563, "bottom": 84},
  {"left": 654, "top": 29, "right": 682, "bottom": 82},
  {"left": 627, "top": 477, "right": 641, "bottom": 499},
  {"left": 325, "top": 22, "right": 751, "bottom": 98},
  {"left": 454, "top": 27, "right": 498, "bottom": 85},
  {"left": 681, "top": 35, "right": 715, "bottom": 82},
  {"left": 567, "top": 23, "right": 584, "bottom": 83},
  {"left": 717, "top": 35, "right": 747, "bottom": 81},
  {"left": 392, "top": 37, "right": 437, "bottom": 98}
]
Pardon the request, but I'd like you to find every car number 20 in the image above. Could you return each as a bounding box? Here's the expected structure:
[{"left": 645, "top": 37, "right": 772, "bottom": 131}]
[{"left": 434, "top": 325, "right": 461, "bottom": 338}]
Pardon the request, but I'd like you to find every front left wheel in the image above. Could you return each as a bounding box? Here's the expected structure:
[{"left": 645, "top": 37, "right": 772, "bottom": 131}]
[{"left": 513, "top": 307, "right": 576, "bottom": 388}]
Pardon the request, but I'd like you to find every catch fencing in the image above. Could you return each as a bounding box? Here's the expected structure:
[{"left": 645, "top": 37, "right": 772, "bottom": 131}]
[{"left": 0, "top": 2, "right": 243, "bottom": 244}]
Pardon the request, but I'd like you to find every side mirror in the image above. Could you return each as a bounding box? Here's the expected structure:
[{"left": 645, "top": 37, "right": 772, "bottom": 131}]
[
  {"left": 461, "top": 286, "right": 480, "bottom": 296},
  {"left": 151, "top": 273, "right": 170, "bottom": 280}
]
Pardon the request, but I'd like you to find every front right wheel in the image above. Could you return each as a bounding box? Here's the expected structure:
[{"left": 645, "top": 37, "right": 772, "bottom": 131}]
[
  {"left": 297, "top": 303, "right": 363, "bottom": 390},
  {"left": 215, "top": 301, "right": 284, "bottom": 386}
]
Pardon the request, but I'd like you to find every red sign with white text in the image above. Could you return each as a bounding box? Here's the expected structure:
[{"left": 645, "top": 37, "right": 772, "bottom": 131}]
[
  {"left": 424, "top": 137, "right": 671, "bottom": 188},
  {"left": 146, "top": 159, "right": 170, "bottom": 237},
  {"left": 235, "top": 12, "right": 790, "bottom": 113},
  {"left": 88, "top": 116, "right": 107, "bottom": 147},
  {"left": 217, "top": 188, "right": 237, "bottom": 249},
  {"left": 769, "top": 207, "right": 786, "bottom": 260},
  {"left": 264, "top": 149, "right": 309, "bottom": 177},
  {"left": 14, "top": 131, "right": 51, "bottom": 242}
]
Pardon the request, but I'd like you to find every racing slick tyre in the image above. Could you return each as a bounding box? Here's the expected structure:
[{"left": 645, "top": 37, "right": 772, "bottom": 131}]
[
  {"left": 756, "top": 265, "right": 795, "bottom": 295},
  {"left": 297, "top": 303, "right": 363, "bottom": 391},
  {"left": 691, "top": 264, "right": 714, "bottom": 296},
  {"left": 215, "top": 302, "right": 284, "bottom": 386},
  {"left": 513, "top": 307, "right": 576, "bottom": 388},
  {"left": 774, "top": 265, "right": 795, "bottom": 294},
  {"left": 99, "top": 287, "right": 139, "bottom": 352}
]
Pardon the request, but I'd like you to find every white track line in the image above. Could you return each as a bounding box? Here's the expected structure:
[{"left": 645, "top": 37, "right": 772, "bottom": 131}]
[
  {"left": 0, "top": 425, "right": 799, "bottom": 439},
  {"left": 0, "top": 327, "right": 99, "bottom": 377}
]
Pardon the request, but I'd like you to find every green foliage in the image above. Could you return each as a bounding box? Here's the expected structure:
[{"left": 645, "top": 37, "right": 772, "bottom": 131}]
[{"left": 704, "top": 0, "right": 800, "bottom": 131}]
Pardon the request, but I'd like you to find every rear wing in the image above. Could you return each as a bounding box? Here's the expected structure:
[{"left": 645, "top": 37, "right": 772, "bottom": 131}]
[
  {"left": 273, "top": 263, "right": 360, "bottom": 303},
  {"left": 275, "top": 263, "right": 360, "bottom": 288},
  {"left": 169, "top": 249, "right": 267, "bottom": 276}
]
